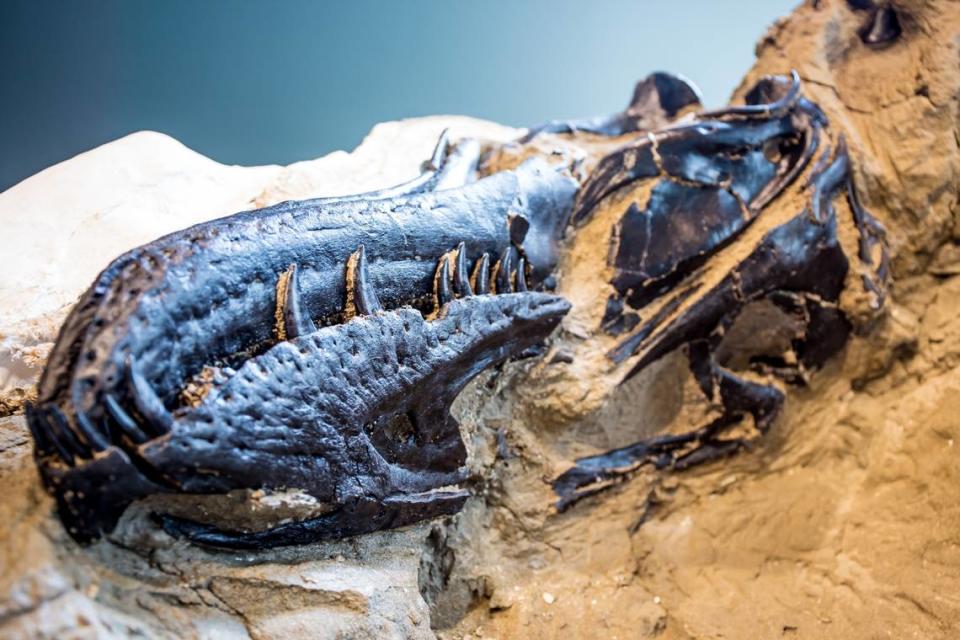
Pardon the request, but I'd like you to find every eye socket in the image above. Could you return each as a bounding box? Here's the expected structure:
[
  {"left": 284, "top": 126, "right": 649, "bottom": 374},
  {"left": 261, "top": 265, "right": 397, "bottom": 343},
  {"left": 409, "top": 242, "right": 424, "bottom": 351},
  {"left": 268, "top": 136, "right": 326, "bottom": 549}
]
[
  {"left": 380, "top": 412, "right": 416, "bottom": 446},
  {"left": 365, "top": 411, "right": 419, "bottom": 465}
]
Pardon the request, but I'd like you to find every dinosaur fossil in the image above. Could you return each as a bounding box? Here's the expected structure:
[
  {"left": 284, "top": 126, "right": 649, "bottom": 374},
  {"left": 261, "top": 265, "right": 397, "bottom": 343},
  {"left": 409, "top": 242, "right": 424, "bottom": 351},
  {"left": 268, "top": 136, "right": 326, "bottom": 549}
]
[{"left": 26, "top": 68, "right": 889, "bottom": 549}]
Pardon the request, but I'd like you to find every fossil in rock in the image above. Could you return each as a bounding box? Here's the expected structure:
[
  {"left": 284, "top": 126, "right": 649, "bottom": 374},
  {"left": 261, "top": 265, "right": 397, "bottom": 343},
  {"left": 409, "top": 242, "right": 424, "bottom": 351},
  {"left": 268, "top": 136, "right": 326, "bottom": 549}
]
[
  {"left": 549, "top": 72, "right": 889, "bottom": 507},
  {"left": 26, "top": 70, "right": 889, "bottom": 549},
  {"left": 26, "top": 134, "right": 577, "bottom": 549}
]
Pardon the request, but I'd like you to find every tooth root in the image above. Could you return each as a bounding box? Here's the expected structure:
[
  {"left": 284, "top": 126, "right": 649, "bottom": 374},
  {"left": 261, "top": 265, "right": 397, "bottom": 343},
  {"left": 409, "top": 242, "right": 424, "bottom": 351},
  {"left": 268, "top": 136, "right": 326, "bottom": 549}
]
[
  {"left": 472, "top": 253, "right": 491, "bottom": 295},
  {"left": 495, "top": 247, "right": 516, "bottom": 294},
  {"left": 104, "top": 393, "right": 150, "bottom": 445},
  {"left": 279, "top": 264, "right": 318, "bottom": 339},
  {"left": 127, "top": 358, "right": 173, "bottom": 435},
  {"left": 75, "top": 409, "right": 109, "bottom": 451},
  {"left": 346, "top": 245, "right": 383, "bottom": 319},
  {"left": 454, "top": 242, "right": 473, "bottom": 297},
  {"left": 516, "top": 256, "right": 528, "bottom": 292},
  {"left": 435, "top": 253, "right": 454, "bottom": 307},
  {"left": 48, "top": 405, "right": 93, "bottom": 459}
]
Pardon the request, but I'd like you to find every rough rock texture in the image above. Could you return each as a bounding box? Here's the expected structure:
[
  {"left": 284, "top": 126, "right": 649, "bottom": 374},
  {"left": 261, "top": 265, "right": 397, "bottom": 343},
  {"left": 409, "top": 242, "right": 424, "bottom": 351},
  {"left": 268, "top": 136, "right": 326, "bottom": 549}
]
[{"left": 2, "top": 0, "right": 959, "bottom": 638}]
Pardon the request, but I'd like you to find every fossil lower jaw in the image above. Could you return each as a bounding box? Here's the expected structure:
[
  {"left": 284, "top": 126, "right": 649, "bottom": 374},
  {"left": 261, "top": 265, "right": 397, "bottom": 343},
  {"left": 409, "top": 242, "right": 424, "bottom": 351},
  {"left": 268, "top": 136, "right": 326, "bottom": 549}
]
[{"left": 154, "top": 487, "right": 471, "bottom": 550}]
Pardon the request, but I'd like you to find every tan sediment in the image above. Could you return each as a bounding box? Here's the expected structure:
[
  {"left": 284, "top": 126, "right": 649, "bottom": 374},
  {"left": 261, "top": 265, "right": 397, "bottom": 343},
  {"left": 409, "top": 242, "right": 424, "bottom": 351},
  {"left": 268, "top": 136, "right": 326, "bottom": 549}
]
[{"left": 434, "top": 1, "right": 960, "bottom": 638}]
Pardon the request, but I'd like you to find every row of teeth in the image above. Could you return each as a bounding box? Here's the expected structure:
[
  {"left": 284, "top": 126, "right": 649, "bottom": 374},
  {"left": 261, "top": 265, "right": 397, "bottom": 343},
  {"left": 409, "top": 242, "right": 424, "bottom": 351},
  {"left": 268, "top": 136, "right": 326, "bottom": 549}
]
[
  {"left": 30, "top": 241, "right": 535, "bottom": 467},
  {"left": 26, "top": 352, "right": 171, "bottom": 466},
  {"left": 432, "top": 241, "right": 530, "bottom": 309},
  {"left": 282, "top": 241, "right": 532, "bottom": 340}
]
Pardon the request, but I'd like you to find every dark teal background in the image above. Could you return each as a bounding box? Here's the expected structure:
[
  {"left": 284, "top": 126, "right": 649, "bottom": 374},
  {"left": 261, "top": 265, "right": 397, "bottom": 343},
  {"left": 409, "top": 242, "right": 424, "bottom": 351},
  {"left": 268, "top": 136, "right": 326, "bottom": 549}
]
[{"left": 1, "top": 0, "right": 797, "bottom": 192}]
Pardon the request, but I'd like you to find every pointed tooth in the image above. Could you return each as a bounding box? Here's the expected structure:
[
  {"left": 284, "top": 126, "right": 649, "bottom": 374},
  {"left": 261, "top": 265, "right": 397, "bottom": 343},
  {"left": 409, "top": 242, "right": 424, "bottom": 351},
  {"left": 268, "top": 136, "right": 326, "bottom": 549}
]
[
  {"left": 48, "top": 405, "right": 92, "bottom": 458},
  {"left": 279, "top": 264, "right": 318, "bottom": 339},
  {"left": 31, "top": 406, "right": 76, "bottom": 465},
  {"left": 516, "top": 256, "right": 528, "bottom": 292},
  {"left": 75, "top": 409, "right": 109, "bottom": 451},
  {"left": 454, "top": 242, "right": 473, "bottom": 297},
  {"left": 435, "top": 253, "right": 454, "bottom": 307},
  {"left": 104, "top": 393, "right": 149, "bottom": 444},
  {"left": 348, "top": 245, "right": 382, "bottom": 316},
  {"left": 495, "top": 247, "right": 516, "bottom": 294},
  {"left": 25, "top": 404, "right": 55, "bottom": 458},
  {"left": 472, "top": 253, "right": 491, "bottom": 294},
  {"left": 127, "top": 359, "right": 172, "bottom": 435}
]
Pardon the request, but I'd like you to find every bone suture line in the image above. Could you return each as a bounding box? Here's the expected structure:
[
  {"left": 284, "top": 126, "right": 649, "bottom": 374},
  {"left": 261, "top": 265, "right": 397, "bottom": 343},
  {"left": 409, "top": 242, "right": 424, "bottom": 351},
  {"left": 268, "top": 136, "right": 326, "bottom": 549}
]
[
  {"left": 127, "top": 358, "right": 173, "bottom": 435},
  {"left": 515, "top": 256, "right": 528, "bottom": 292},
  {"left": 104, "top": 393, "right": 150, "bottom": 445},
  {"left": 347, "top": 245, "right": 383, "bottom": 317}
]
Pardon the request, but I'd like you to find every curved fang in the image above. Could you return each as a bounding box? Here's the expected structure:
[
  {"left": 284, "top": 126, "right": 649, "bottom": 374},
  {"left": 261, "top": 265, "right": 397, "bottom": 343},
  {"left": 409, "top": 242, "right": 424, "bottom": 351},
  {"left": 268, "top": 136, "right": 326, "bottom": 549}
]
[
  {"left": 425, "top": 128, "right": 450, "bottom": 171},
  {"left": 435, "top": 253, "right": 454, "bottom": 307},
  {"left": 24, "top": 404, "right": 55, "bottom": 458},
  {"left": 454, "top": 242, "right": 473, "bottom": 297},
  {"left": 30, "top": 406, "right": 76, "bottom": 465},
  {"left": 346, "top": 246, "right": 383, "bottom": 317},
  {"left": 472, "top": 253, "right": 491, "bottom": 295},
  {"left": 278, "top": 263, "right": 318, "bottom": 339},
  {"left": 48, "top": 405, "right": 91, "bottom": 459},
  {"left": 74, "top": 409, "right": 109, "bottom": 452},
  {"left": 495, "top": 247, "right": 516, "bottom": 294}
]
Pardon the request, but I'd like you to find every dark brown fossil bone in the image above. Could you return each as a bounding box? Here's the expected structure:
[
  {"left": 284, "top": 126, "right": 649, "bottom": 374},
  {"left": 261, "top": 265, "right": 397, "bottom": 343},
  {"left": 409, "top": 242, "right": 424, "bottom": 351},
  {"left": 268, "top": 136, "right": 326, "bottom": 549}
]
[{"left": 539, "top": 72, "right": 889, "bottom": 509}]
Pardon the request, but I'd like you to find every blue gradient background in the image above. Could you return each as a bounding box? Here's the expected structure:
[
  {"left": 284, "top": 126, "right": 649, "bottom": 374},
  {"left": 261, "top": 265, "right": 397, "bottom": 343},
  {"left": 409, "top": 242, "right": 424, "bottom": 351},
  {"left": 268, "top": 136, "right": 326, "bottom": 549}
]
[{"left": 1, "top": 0, "right": 797, "bottom": 192}]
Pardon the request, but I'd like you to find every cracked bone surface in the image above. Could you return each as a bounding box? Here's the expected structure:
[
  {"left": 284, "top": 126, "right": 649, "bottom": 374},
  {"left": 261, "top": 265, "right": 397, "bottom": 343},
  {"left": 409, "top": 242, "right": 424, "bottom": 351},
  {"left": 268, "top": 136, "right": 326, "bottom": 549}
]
[{"left": 3, "top": 0, "right": 960, "bottom": 637}]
